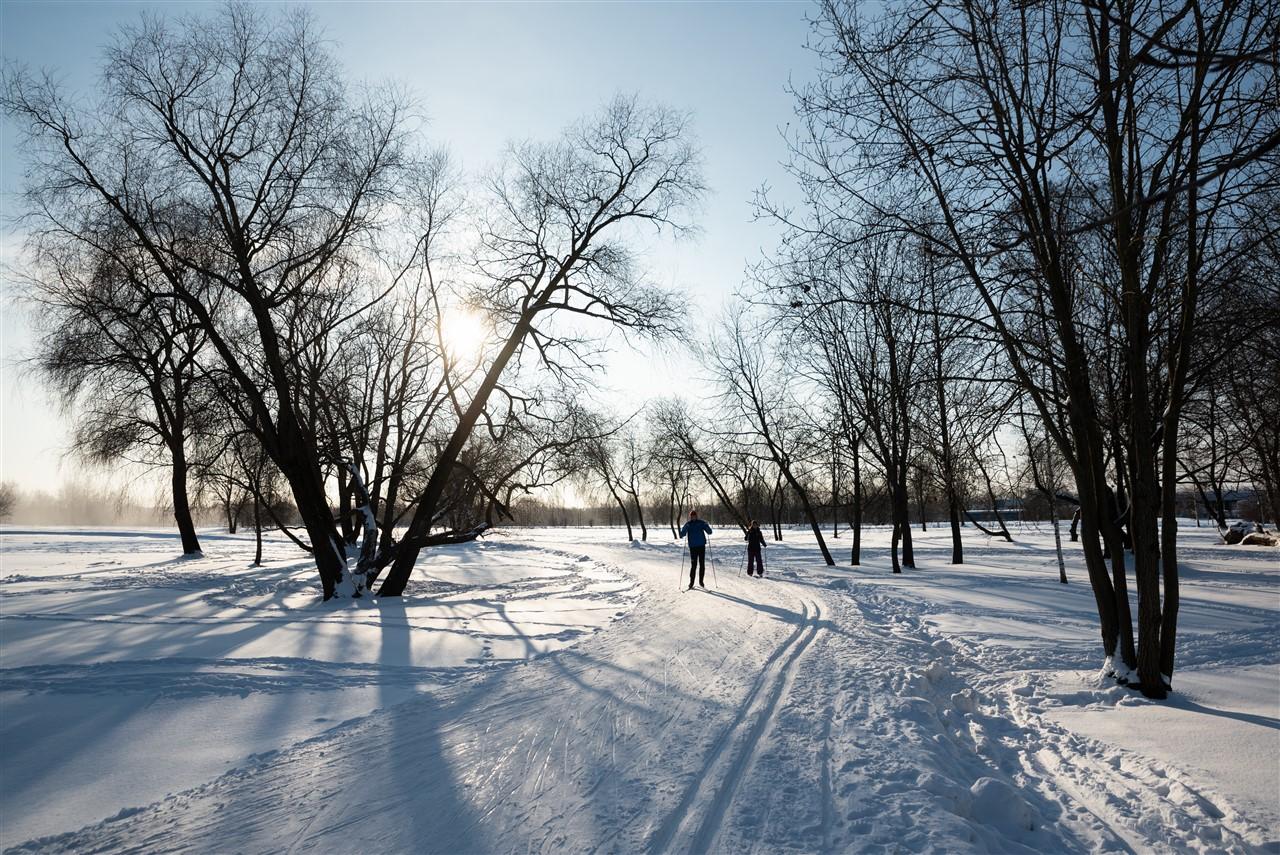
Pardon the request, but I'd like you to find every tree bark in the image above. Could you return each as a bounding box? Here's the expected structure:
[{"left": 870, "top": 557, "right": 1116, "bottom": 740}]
[
  {"left": 851, "top": 438, "right": 862, "bottom": 566},
  {"left": 633, "top": 494, "right": 648, "bottom": 542},
  {"left": 252, "top": 493, "right": 263, "bottom": 567},
  {"left": 170, "top": 447, "right": 202, "bottom": 556}
]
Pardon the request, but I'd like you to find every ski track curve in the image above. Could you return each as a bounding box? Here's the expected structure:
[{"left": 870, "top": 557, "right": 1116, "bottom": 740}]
[
  {"left": 4, "top": 544, "right": 823, "bottom": 855},
  {"left": 645, "top": 599, "right": 823, "bottom": 855},
  {"left": 5, "top": 538, "right": 1275, "bottom": 855}
]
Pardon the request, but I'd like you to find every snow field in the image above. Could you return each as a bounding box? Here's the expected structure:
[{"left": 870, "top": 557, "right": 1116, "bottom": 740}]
[
  {"left": 0, "top": 528, "right": 638, "bottom": 848},
  {"left": 1, "top": 523, "right": 1276, "bottom": 853}
]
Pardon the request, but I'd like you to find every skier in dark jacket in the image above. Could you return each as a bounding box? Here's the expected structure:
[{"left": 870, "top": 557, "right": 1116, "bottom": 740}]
[
  {"left": 744, "top": 520, "right": 766, "bottom": 577},
  {"left": 678, "top": 510, "right": 713, "bottom": 589}
]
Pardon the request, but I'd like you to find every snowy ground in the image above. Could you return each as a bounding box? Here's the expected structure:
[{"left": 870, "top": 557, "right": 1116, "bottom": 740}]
[{"left": 1, "top": 522, "right": 1276, "bottom": 853}]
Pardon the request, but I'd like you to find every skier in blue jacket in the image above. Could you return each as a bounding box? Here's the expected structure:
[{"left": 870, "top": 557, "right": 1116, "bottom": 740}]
[{"left": 678, "top": 509, "right": 713, "bottom": 590}]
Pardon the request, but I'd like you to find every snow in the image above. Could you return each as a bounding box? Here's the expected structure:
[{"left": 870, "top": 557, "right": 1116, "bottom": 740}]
[
  {"left": 1, "top": 522, "right": 1276, "bottom": 853},
  {"left": 0, "top": 528, "right": 637, "bottom": 847}
]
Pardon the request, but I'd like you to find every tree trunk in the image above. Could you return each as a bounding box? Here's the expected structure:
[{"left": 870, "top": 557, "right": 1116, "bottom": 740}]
[
  {"left": 1051, "top": 503, "right": 1068, "bottom": 584},
  {"left": 1043, "top": 450, "right": 1067, "bottom": 584},
  {"left": 668, "top": 483, "right": 678, "bottom": 538},
  {"left": 273, "top": 429, "right": 346, "bottom": 599},
  {"left": 380, "top": 313, "right": 538, "bottom": 597},
  {"left": 831, "top": 441, "right": 840, "bottom": 538},
  {"left": 1104, "top": 518, "right": 1139, "bottom": 673},
  {"left": 337, "top": 465, "right": 356, "bottom": 545},
  {"left": 170, "top": 448, "right": 202, "bottom": 555},
  {"left": 895, "top": 467, "right": 915, "bottom": 567},
  {"left": 851, "top": 441, "right": 862, "bottom": 566},
  {"left": 633, "top": 493, "right": 648, "bottom": 541},
  {"left": 610, "top": 486, "right": 634, "bottom": 541},
  {"left": 890, "top": 520, "right": 902, "bottom": 574},
  {"left": 933, "top": 328, "right": 962, "bottom": 564},
  {"left": 770, "top": 475, "right": 783, "bottom": 541},
  {"left": 225, "top": 496, "right": 238, "bottom": 535},
  {"left": 252, "top": 493, "right": 263, "bottom": 567},
  {"left": 1127, "top": 360, "right": 1167, "bottom": 698},
  {"left": 1159, "top": 448, "right": 1181, "bottom": 687},
  {"left": 781, "top": 466, "right": 835, "bottom": 566},
  {"left": 946, "top": 492, "right": 963, "bottom": 565}
]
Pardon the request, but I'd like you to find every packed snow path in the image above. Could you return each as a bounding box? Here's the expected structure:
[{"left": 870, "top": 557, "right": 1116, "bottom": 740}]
[{"left": 3, "top": 527, "right": 1277, "bottom": 853}]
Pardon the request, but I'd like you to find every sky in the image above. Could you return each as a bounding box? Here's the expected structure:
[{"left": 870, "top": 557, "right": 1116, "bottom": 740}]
[{"left": 0, "top": 0, "right": 817, "bottom": 496}]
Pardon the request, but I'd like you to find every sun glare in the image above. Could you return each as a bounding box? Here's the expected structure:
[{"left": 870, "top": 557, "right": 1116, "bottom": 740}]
[{"left": 441, "top": 309, "right": 490, "bottom": 358}]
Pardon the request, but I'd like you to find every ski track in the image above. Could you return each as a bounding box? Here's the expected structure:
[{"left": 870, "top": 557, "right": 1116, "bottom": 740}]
[
  {"left": 646, "top": 599, "right": 823, "bottom": 855},
  {"left": 4, "top": 535, "right": 1277, "bottom": 854}
]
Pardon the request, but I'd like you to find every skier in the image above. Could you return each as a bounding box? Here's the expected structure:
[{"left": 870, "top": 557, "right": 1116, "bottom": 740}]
[
  {"left": 678, "top": 509, "right": 713, "bottom": 590},
  {"left": 744, "top": 519, "right": 766, "bottom": 577}
]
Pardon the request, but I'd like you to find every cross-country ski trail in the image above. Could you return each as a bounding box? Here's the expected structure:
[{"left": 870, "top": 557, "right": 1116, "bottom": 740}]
[{"left": 8, "top": 535, "right": 1273, "bottom": 854}]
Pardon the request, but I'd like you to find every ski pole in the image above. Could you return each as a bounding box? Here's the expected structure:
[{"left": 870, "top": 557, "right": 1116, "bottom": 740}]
[
  {"left": 678, "top": 544, "right": 686, "bottom": 592},
  {"left": 710, "top": 545, "right": 719, "bottom": 588}
]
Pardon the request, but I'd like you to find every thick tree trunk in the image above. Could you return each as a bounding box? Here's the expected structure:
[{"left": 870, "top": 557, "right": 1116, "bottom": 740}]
[
  {"left": 225, "top": 496, "right": 238, "bottom": 535},
  {"left": 890, "top": 520, "right": 902, "bottom": 574},
  {"left": 337, "top": 465, "right": 356, "bottom": 545},
  {"left": 273, "top": 426, "right": 346, "bottom": 599},
  {"left": 170, "top": 449, "right": 202, "bottom": 555},
  {"left": 947, "top": 495, "right": 963, "bottom": 565},
  {"left": 1159, "top": 451, "right": 1181, "bottom": 686},
  {"left": 1103, "top": 519, "right": 1138, "bottom": 672},
  {"left": 894, "top": 468, "right": 915, "bottom": 568},
  {"left": 1127, "top": 365, "right": 1167, "bottom": 698},
  {"left": 1068, "top": 433, "right": 1123, "bottom": 664}
]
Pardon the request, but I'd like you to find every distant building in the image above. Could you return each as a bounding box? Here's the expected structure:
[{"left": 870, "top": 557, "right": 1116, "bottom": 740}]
[{"left": 1196, "top": 489, "right": 1258, "bottom": 519}]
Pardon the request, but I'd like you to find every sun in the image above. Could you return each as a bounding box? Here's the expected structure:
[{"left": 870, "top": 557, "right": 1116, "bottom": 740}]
[{"left": 441, "top": 308, "right": 490, "bottom": 358}]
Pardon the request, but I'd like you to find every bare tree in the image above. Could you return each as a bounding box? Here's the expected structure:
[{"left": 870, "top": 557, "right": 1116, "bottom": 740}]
[
  {"left": 706, "top": 310, "right": 835, "bottom": 565},
  {"left": 5, "top": 5, "right": 420, "bottom": 598},
  {"left": 789, "top": 0, "right": 1278, "bottom": 697},
  {"left": 376, "top": 96, "right": 704, "bottom": 596},
  {"left": 0, "top": 482, "right": 16, "bottom": 521},
  {"left": 649, "top": 398, "right": 750, "bottom": 531},
  {"left": 27, "top": 241, "right": 211, "bottom": 554}
]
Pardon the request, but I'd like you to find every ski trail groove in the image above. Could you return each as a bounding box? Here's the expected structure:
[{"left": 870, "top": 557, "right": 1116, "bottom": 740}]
[{"left": 646, "top": 598, "right": 823, "bottom": 855}]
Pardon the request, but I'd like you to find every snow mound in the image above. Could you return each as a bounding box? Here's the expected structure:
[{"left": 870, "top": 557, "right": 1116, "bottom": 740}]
[
  {"left": 949, "top": 688, "right": 980, "bottom": 714},
  {"left": 968, "top": 777, "right": 1038, "bottom": 836},
  {"left": 916, "top": 771, "right": 972, "bottom": 814},
  {"left": 826, "top": 577, "right": 851, "bottom": 590}
]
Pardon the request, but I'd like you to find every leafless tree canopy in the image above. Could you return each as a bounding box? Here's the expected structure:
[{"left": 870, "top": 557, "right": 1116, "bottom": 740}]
[{"left": 4, "top": 1, "right": 1276, "bottom": 707}]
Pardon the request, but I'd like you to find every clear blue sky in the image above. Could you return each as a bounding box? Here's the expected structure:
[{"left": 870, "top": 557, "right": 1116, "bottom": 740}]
[{"left": 1, "top": 0, "right": 815, "bottom": 494}]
